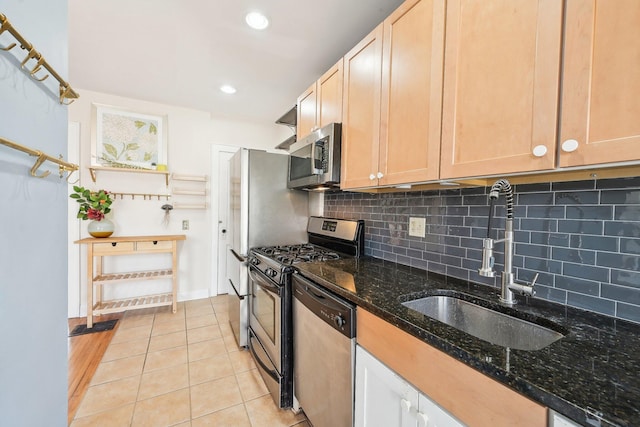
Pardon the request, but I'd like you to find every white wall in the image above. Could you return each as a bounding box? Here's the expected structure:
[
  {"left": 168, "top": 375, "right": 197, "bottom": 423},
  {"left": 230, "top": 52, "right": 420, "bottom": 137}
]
[
  {"left": 68, "top": 89, "right": 291, "bottom": 315},
  {"left": 0, "top": 1, "right": 69, "bottom": 424}
]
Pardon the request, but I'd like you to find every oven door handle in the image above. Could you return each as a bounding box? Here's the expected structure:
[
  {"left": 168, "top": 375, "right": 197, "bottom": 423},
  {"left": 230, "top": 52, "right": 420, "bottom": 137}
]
[
  {"left": 249, "top": 332, "right": 278, "bottom": 382},
  {"left": 248, "top": 268, "right": 281, "bottom": 296},
  {"left": 229, "top": 279, "right": 244, "bottom": 300}
]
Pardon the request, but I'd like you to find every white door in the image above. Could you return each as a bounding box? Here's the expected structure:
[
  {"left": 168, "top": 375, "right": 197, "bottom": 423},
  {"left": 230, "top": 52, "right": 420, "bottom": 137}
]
[{"left": 210, "top": 145, "right": 239, "bottom": 296}]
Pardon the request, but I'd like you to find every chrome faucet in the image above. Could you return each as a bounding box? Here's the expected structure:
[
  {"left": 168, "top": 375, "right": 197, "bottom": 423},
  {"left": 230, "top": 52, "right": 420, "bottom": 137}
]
[{"left": 478, "top": 178, "right": 537, "bottom": 306}]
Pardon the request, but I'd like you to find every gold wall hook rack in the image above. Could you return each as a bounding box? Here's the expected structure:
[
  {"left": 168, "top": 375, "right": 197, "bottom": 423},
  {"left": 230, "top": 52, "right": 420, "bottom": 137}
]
[
  {"left": 0, "top": 13, "right": 79, "bottom": 104},
  {"left": 0, "top": 136, "right": 79, "bottom": 178}
]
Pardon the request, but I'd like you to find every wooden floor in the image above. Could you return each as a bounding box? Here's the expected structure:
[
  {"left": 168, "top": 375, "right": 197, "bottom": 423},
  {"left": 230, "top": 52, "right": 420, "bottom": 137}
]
[{"left": 67, "top": 313, "right": 123, "bottom": 425}]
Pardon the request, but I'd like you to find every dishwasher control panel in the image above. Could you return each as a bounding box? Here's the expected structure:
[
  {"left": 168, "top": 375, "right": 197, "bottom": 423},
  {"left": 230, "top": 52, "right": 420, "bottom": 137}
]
[{"left": 292, "top": 273, "right": 355, "bottom": 338}]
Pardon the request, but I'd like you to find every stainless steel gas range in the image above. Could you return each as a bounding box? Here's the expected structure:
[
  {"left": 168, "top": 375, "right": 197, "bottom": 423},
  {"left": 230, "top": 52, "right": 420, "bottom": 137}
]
[{"left": 246, "top": 217, "right": 364, "bottom": 410}]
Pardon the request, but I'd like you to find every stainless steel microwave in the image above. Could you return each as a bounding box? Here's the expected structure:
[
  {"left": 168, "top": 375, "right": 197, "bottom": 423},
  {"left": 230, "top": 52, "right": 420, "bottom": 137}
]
[{"left": 287, "top": 123, "right": 341, "bottom": 191}]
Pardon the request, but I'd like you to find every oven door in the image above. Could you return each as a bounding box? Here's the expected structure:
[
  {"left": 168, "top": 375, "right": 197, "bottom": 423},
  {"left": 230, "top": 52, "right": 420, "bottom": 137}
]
[{"left": 248, "top": 266, "right": 282, "bottom": 373}]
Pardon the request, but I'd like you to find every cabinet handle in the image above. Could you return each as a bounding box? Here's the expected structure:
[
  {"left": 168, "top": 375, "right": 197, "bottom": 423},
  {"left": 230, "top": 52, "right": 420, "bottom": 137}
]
[
  {"left": 561, "top": 139, "right": 579, "bottom": 153},
  {"left": 417, "top": 412, "right": 429, "bottom": 426},
  {"left": 369, "top": 174, "right": 376, "bottom": 180},
  {"left": 152, "top": 241, "right": 158, "bottom": 245},
  {"left": 376, "top": 172, "right": 384, "bottom": 179},
  {"left": 532, "top": 145, "right": 547, "bottom": 157},
  {"left": 400, "top": 398, "right": 412, "bottom": 412},
  {"left": 111, "top": 242, "right": 117, "bottom": 247}
]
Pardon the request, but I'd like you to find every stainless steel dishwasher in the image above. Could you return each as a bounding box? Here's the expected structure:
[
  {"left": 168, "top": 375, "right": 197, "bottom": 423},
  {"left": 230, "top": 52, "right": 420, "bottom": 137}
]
[{"left": 292, "top": 271, "right": 356, "bottom": 427}]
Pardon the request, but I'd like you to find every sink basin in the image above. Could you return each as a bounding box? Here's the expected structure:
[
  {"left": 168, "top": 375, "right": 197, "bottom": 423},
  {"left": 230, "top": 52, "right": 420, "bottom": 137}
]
[{"left": 402, "top": 295, "right": 564, "bottom": 351}]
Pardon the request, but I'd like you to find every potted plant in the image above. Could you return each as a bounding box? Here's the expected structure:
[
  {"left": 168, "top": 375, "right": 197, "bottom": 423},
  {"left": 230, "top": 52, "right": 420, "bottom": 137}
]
[{"left": 70, "top": 185, "right": 115, "bottom": 237}]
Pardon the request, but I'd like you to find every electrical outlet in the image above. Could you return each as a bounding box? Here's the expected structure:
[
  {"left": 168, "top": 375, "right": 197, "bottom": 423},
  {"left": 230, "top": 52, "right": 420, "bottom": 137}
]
[
  {"left": 408, "top": 217, "right": 426, "bottom": 238},
  {"left": 182, "top": 220, "right": 189, "bottom": 230}
]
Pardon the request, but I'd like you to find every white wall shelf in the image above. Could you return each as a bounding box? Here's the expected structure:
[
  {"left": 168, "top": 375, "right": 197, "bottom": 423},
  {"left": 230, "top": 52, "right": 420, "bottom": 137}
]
[{"left": 171, "top": 173, "right": 208, "bottom": 209}]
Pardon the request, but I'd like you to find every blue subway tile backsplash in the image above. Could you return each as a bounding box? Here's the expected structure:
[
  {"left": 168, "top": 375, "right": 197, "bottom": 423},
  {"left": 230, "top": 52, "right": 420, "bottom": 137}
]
[{"left": 324, "top": 178, "right": 640, "bottom": 324}]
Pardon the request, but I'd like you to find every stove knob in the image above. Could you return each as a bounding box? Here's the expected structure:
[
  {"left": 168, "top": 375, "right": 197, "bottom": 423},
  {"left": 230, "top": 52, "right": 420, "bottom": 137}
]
[
  {"left": 265, "top": 268, "right": 278, "bottom": 278},
  {"left": 334, "top": 314, "right": 346, "bottom": 328},
  {"left": 250, "top": 258, "right": 260, "bottom": 266}
]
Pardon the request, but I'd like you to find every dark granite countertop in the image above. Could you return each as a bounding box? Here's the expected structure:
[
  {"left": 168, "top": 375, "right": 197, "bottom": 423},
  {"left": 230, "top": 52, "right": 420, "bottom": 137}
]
[{"left": 294, "top": 257, "right": 640, "bottom": 427}]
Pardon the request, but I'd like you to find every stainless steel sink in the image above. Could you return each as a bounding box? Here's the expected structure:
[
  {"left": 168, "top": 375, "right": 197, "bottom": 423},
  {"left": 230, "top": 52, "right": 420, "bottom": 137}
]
[{"left": 402, "top": 295, "right": 564, "bottom": 351}]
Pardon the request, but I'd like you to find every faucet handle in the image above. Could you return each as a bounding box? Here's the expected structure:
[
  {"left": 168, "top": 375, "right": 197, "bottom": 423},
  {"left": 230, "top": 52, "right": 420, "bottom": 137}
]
[
  {"left": 508, "top": 273, "right": 538, "bottom": 297},
  {"left": 530, "top": 273, "right": 539, "bottom": 287}
]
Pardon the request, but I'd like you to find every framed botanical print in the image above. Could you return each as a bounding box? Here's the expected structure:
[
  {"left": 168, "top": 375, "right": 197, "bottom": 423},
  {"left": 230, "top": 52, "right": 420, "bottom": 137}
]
[{"left": 91, "top": 104, "right": 168, "bottom": 169}]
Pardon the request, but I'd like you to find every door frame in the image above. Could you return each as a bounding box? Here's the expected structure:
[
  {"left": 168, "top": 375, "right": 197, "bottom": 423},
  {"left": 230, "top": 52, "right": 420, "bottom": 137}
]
[
  {"left": 68, "top": 121, "right": 82, "bottom": 317},
  {"left": 210, "top": 144, "right": 240, "bottom": 296}
]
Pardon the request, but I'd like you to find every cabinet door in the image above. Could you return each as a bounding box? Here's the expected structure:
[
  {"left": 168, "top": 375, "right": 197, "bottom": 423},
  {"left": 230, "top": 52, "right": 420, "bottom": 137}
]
[
  {"left": 440, "top": 0, "right": 562, "bottom": 179},
  {"left": 417, "top": 393, "right": 465, "bottom": 427},
  {"left": 560, "top": 0, "right": 640, "bottom": 167},
  {"left": 297, "top": 82, "right": 317, "bottom": 139},
  {"left": 341, "top": 24, "right": 384, "bottom": 190},
  {"left": 317, "top": 58, "right": 344, "bottom": 128},
  {"left": 379, "top": 0, "right": 445, "bottom": 186},
  {"left": 355, "top": 345, "right": 418, "bottom": 427}
]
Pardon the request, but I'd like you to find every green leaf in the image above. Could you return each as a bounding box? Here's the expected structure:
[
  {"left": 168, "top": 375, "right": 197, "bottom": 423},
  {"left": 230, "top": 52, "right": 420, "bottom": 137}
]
[
  {"left": 149, "top": 123, "right": 157, "bottom": 135},
  {"left": 126, "top": 143, "right": 140, "bottom": 151},
  {"left": 70, "top": 194, "right": 81, "bottom": 199},
  {"left": 144, "top": 152, "right": 152, "bottom": 161},
  {"left": 103, "top": 143, "right": 118, "bottom": 159},
  {"left": 134, "top": 120, "right": 146, "bottom": 129}
]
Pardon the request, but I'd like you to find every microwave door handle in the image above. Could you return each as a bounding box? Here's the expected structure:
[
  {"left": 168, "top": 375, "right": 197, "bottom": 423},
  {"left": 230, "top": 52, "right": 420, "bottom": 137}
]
[{"left": 310, "top": 142, "right": 323, "bottom": 175}]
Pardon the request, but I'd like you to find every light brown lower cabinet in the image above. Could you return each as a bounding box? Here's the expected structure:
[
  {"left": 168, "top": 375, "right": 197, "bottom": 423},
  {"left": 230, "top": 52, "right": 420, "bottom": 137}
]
[{"left": 356, "top": 308, "right": 547, "bottom": 427}]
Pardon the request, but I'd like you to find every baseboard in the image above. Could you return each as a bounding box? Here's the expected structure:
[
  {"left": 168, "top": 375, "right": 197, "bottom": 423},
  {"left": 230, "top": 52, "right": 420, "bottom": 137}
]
[{"left": 178, "top": 289, "right": 212, "bottom": 302}]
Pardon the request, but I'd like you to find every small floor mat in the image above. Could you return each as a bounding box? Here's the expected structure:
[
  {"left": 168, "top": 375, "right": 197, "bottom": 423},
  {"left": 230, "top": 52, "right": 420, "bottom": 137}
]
[{"left": 69, "top": 319, "right": 118, "bottom": 337}]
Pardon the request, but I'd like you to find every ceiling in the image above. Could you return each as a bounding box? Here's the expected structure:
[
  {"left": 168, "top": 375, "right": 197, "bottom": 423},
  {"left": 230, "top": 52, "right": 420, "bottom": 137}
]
[{"left": 68, "top": 0, "right": 405, "bottom": 127}]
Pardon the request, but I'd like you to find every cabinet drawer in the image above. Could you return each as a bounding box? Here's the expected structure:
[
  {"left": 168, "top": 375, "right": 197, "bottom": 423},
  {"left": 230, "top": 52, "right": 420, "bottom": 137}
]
[
  {"left": 136, "top": 240, "right": 173, "bottom": 252},
  {"left": 93, "top": 242, "right": 135, "bottom": 255}
]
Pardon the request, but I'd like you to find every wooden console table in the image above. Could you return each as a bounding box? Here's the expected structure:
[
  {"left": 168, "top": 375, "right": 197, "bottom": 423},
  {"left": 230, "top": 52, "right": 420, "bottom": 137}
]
[{"left": 75, "top": 234, "right": 186, "bottom": 327}]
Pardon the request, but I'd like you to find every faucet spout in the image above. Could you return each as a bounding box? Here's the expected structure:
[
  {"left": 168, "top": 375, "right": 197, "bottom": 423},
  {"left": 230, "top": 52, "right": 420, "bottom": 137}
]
[{"left": 479, "top": 179, "right": 535, "bottom": 306}]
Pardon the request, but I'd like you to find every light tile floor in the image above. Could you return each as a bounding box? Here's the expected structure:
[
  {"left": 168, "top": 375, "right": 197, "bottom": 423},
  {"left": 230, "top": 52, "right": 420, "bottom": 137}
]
[{"left": 71, "top": 296, "right": 309, "bottom": 427}]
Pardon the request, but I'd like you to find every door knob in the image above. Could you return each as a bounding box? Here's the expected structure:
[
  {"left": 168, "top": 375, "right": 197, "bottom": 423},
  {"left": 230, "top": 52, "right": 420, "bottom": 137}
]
[
  {"left": 561, "top": 139, "right": 579, "bottom": 152},
  {"left": 532, "top": 145, "right": 547, "bottom": 157},
  {"left": 369, "top": 174, "right": 376, "bottom": 180},
  {"left": 377, "top": 172, "right": 384, "bottom": 179},
  {"left": 221, "top": 229, "right": 227, "bottom": 233}
]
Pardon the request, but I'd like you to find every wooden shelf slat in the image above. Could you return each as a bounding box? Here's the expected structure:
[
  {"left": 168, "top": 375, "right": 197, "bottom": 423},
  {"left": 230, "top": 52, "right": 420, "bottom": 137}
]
[
  {"left": 93, "top": 292, "right": 173, "bottom": 315},
  {"left": 94, "top": 269, "right": 173, "bottom": 284}
]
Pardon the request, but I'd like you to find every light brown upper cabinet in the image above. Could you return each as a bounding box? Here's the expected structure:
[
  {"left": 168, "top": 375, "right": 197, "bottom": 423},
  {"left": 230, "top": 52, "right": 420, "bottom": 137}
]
[
  {"left": 341, "top": 24, "right": 384, "bottom": 190},
  {"left": 297, "top": 83, "right": 317, "bottom": 140},
  {"left": 341, "top": 0, "right": 445, "bottom": 190},
  {"left": 296, "top": 59, "right": 344, "bottom": 139},
  {"left": 439, "top": 0, "right": 563, "bottom": 179},
  {"left": 559, "top": 0, "right": 640, "bottom": 167}
]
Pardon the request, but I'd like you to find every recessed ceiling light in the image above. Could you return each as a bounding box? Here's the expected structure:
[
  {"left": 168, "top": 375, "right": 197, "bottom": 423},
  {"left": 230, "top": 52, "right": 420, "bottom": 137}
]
[
  {"left": 220, "top": 85, "right": 237, "bottom": 94},
  {"left": 245, "top": 12, "right": 269, "bottom": 30}
]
